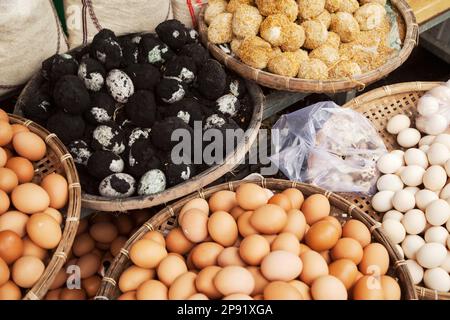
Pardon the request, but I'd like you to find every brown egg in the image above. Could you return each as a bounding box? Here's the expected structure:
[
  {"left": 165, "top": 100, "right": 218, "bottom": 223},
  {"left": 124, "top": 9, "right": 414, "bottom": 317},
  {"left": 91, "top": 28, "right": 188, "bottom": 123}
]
[
  {"left": 72, "top": 233, "right": 95, "bottom": 257},
  {"left": 0, "top": 167, "right": 18, "bottom": 193},
  {"left": 188, "top": 293, "right": 209, "bottom": 300},
  {"left": 217, "top": 247, "right": 246, "bottom": 267},
  {"left": 208, "top": 190, "right": 237, "bottom": 213},
  {"left": 237, "top": 211, "right": 258, "bottom": 237},
  {"left": 76, "top": 219, "right": 88, "bottom": 235},
  {"left": 264, "top": 281, "right": 303, "bottom": 300},
  {"left": 299, "top": 250, "right": 329, "bottom": 285},
  {"left": 77, "top": 253, "right": 101, "bottom": 279},
  {"left": 282, "top": 188, "right": 304, "bottom": 209},
  {"left": 117, "top": 291, "right": 137, "bottom": 300},
  {"left": 261, "top": 251, "right": 303, "bottom": 281},
  {"left": 288, "top": 280, "right": 311, "bottom": 300},
  {"left": 0, "top": 190, "right": 9, "bottom": 215},
  {"left": 250, "top": 204, "right": 287, "bottom": 234},
  {"left": 0, "top": 257, "right": 9, "bottom": 286},
  {"left": 136, "top": 280, "right": 168, "bottom": 300},
  {"left": 5, "top": 157, "right": 34, "bottom": 184},
  {"left": 27, "top": 213, "right": 62, "bottom": 249},
  {"left": 321, "top": 216, "right": 342, "bottom": 237},
  {"left": 12, "top": 256, "right": 45, "bottom": 288},
  {"left": 89, "top": 222, "right": 118, "bottom": 243},
  {"left": 82, "top": 275, "right": 102, "bottom": 298},
  {"left": 142, "top": 230, "right": 165, "bottom": 246},
  {"left": 352, "top": 275, "right": 384, "bottom": 300},
  {"left": 328, "top": 259, "right": 358, "bottom": 290},
  {"left": 191, "top": 242, "right": 224, "bottom": 269},
  {"left": 40, "top": 173, "right": 68, "bottom": 209},
  {"left": 119, "top": 265, "right": 155, "bottom": 292},
  {"left": 3, "top": 148, "right": 13, "bottom": 161},
  {"left": 320, "top": 250, "right": 331, "bottom": 264},
  {"left": 208, "top": 211, "right": 238, "bottom": 247},
  {"left": 11, "top": 183, "right": 50, "bottom": 214},
  {"left": 178, "top": 208, "right": 208, "bottom": 226},
  {"left": 180, "top": 210, "right": 209, "bottom": 243},
  {"left": 281, "top": 209, "right": 307, "bottom": 240},
  {"left": 59, "top": 288, "right": 87, "bottom": 300},
  {"left": 214, "top": 266, "right": 255, "bottom": 296},
  {"left": 180, "top": 198, "right": 209, "bottom": 216},
  {"left": 0, "top": 147, "right": 6, "bottom": 167},
  {"left": 253, "top": 294, "right": 264, "bottom": 300},
  {"left": 271, "top": 232, "right": 301, "bottom": 255},
  {"left": 247, "top": 266, "right": 269, "bottom": 296},
  {"left": 359, "top": 243, "right": 389, "bottom": 276},
  {"left": 230, "top": 206, "right": 245, "bottom": 220},
  {"left": 301, "top": 194, "right": 330, "bottom": 225},
  {"left": 10, "top": 124, "right": 29, "bottom": 136},
  {"left": 0, "top": 230, "right": 23, "bottom": 264},
  {"left": 268, "top": 194, "right": 292, "bottom": 212},
  {"left": 0, "top": 120, "right": 13, "bottom": 146},
  {"left": 90, "top": 212, "right": 113, "bottom": 224},
  {"left": 305, "top": 220, "right": 340, "bottom": 251},
  {"left": 165, "top": 227, "right": 194, "bottom": 255},
  {"left": 43, "top": 207, "right": 63, "bottom": 225},
  {"left": 262, "top": 234, "right": 277, "bottom": 245},
  {"left": 299, "top": 243, "right": 311, "bottom": 254},
  {"left": 49, "top": 267, "right": 68, "bottom": 290},
  {"left": 168, "top": 271, "right": 197, "bottom": 300},
  {"left": 331, "top": 237, "right": 364, "bottom": 265},
  {"left": 235, "top": 183, "right": 268, "bottom": 210},
  {"left": 195, "top": 266, "right": 223, "bottom": 299},
  {"left": 380, "top": 275, "right": 401, "bottom": 300},
  {"left": 0, "top": 280, "right": 21, "bottom": 300},
  {"left": 0, "top": 110, "right": 7, "bottom": 121},
  {"left": 22, "top": 237, "right": 47, "bottom": 260},
  {"left": 311, "top": 275, "right": 348, "bottom": 300},
  {"left": 12, "top": 132, "right": 46, "bottom": 161},
  {"left": 342, "top": 219, "right": 372, "bottom": 248},
  {"left": 239, "top": 234, "right": 270, "bottom": 266},
  {"left": 114, "top": 214, "right": 134, "bottom": 235},
  {"left": 223, "top": 293, "right": 253, "bottom": 300},
  {"left": 129, "top": 239, "right": 167, "bottom": 269},
  {"left": 0, "top": 211, "right": 29, "bottom": 237},
  {"left": 157, "top": 253, "right": 188, "bottom": 286},
  {"left": 110, "top": 236, "right": 127, "bottom": 257},
  {"left": 132, "top": 210, "right": 152, "bottom": 226}
]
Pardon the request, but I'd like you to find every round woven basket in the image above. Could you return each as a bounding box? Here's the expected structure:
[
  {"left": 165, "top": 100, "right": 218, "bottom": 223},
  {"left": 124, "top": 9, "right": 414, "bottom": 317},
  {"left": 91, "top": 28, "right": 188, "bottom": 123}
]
[
  {"left": 343, "top": 81, "right": 449, "bottom": 300},
  {"left": 198, "top": 0, "right": 418, "bottom": 93},
  {"left": 95, "top": 178, "right": 417, "bottom": 300},
  {"left": 14, "top": 43, "right": 264, "bottom": 212},
  {"left": 7, "top": 113, "right": 81, "bottom": 300}
]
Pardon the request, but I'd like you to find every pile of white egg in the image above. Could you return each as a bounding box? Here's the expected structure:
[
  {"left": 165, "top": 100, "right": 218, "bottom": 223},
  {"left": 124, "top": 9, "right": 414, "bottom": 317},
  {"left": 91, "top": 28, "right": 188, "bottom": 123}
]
[{"left": 415, "top": 82, "right": 450, "bottom": 135}]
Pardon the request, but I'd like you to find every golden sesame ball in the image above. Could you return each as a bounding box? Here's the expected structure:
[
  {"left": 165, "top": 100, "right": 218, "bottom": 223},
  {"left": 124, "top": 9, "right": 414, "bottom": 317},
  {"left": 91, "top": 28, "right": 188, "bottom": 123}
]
[
  {"left": 360, "top": 0, "right": 386, "bottom": 5},
  {"left": 232, "top": 4, "right": 263, "bottom": 38},
  {"left": 330, "top": 12, "right": 360, "bottom": 42},
  {"left": 314, "top": 10, "right": 332, "bottom": 29},
  {"left": 298, "top": 0, "right": 326, "bottom": 20},
  {"left": 325, "top": 31, "right": 341, "bottom": 48},
  {"left": 309, "top": 45, "right": 340, "bottom": 66},
  {"left": 268, "top": 52, "right": 301, "bottom": 77},
  {"left": 231, "top": 38, "right": 243, "bottom": 56},
  {"left": 354, "top": 3, "right": 386, "bottom": 31},
  {"left": 208, "top": 13, "right": 234, "bottom": 44},
  {"left": 255, "top": 0, "right": 299, "bottom": 21},
  {"left": 302, "top": 20, "right": 328, "bottom": 50},
  {"left": 227, "top": 0, "right": 255, "bottom": 13},
  {"left": 325, "top": 0, "right": 341, "bottom": 13},
  {"left": 294, "top": 49, "right": 309, "bottom": 63},
  {"left": 281, "top": 23, "right": 306, "bottom": 52},
  {"left": 298, "top": 58, "right": 328, "bottom": 80},
  {"left": 205, "top": 0, "right": 227, "bottom": 25},
  {"left": 338, "top": 0, "right": 359, "bottom": 13},
  {"left": 270, "top": 47, "right": 283, "bottom": 59},
  {"left": 330, "top": 60, "right": 362, "bottom": 78},
  {"left": 238, "top": 36, "right": 273, "bottom": 69},
  {"left": 260, "top": 14, "right": 290, "bottom": 47}
]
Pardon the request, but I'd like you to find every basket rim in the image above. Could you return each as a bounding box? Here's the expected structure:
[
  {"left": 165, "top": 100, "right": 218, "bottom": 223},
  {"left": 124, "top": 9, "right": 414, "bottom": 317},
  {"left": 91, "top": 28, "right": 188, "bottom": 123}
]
[
  {"left": 198, "top": 0, "right": 419, "bottom": 93},
  {"left": 7, "top": 113, "right": 81, "bottom": 300},
  {"left": 95, "top": 178, "right": 418, "bottom": 301}
]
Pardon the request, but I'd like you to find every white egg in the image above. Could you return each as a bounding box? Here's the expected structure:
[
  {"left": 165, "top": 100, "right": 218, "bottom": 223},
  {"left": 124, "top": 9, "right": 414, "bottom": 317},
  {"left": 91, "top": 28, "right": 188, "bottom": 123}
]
[
  {"left": 401, "top": 235, "right": 425, "bottom": 259},
  {"left": 400, "top": 165, "right": 425, "bottom": 187},
  {"left": 397, "top": 128, "right": 421, "bottom": 148},
  {"left": 419, "top": 135, "right": 436, "bottom": 147},
  {"left": 377, "top": 153, "right": 402, "bottom": 174},
  {"left": 422, "top": 114, "right": 448, "bottom": 135},
  {"left": 425, "top": 199, "right": 450, "bottom": 226},
  {"left": 381, "top": 219, "right": 406, "bottom": 244},
  {"left": 427, "top": 142, "right": 450, "bottom": 165},
  {"left": 434, "top": 133, "right": 450, "bottom": 150},
  {"left": 382, "top": 210, "right": 404, "bottom": 222},
  {"left": 417, "top": 95, "right": 440, "bottom": 116},
  {"left": 405, "top": 259, "right": 424, "bottom": 285},
  {"left": 444, "top": 159, "right": 450, "bottom": 177},
  {"left": 376, "top": 174, "right": 404, "bottom": 192},
  {"left": 371, "top": 191, "right": 395, "bottom": 213},
  {"left": 395, "top": 166, "right": 406, "bottom": 176},
  {"left": 404, "top": 148, "right": 428, "bottom": 169},
  {"left": 440, "top": 252, "right": 450, "bottom": 273},
  {"left": 401, "top": 209, "right": 427, "bottom": 235},
  {"left": 404, "top": 186, "right": 420, "bottom": 196},
  {"left": 392, "top": 190, "right": 415, "bottom": 212},
  {"left": 423, "top": 165, "right": 447, "bottom": 191},
  {"left": 395, "top": 244, "right": 404, "bottom": 259},
  {"left": 429, "top": 85, "right": 450, "bottom": 103},
  {"left": 390, "top": 150, "right": 405, "bottom": 166},
  {"left": 424, "top": 226, "right": 449, "bottom": 245},
  {"left": 440, "top": 184, "right": 450, "bottom": 199},
  {"left": 423, "top": 268, "right": 450, "bottom": 292},
  {"left": 419, "top": 145, "right": 430, "bottom": 153},
  {"left": 387, "top": 114, "right": 411, "bottom": 134},
  {"left": 416, "top": 242, "right": 447, "bottom": 268},
  {"left": 415, "top": 189, "right": 439, "bottom": 211}
]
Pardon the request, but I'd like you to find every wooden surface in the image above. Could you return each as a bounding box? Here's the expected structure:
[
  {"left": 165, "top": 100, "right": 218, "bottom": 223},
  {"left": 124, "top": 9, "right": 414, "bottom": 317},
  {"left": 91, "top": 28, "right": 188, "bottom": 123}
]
[{"left": 407, "top": 0, "right": 450, "bottom": 25}]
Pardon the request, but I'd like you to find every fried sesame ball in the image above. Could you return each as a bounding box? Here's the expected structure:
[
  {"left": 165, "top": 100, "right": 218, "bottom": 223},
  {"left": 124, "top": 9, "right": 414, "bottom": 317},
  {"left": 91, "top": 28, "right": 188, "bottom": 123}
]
[
  {"left": 314, "top": 10, "right": 332, "bottom": 29},
  {"left": 354, "top": 3, "right": 386, "bottom": 31},
  {"left": 259, "top": 14, "right": 290, "bottom": 47},
  {"left": 238, "top": 36, "right": 272, "bottom": 69},
  {"left": 232, "top": 4, "right": 263, "bottom": 39},
  {"left": 270, "top": 47, "right": 282, "bottom": 59},
  {"left": 267, "top": 52, "right": 301, "bottom": 77},
  {"left": 360, "top": 0, "right": 386, "bottom": 5},
  {"left": 208, "top": 13, "right": 233, "bottom": 44},
  {"left": 281, "top": 23, "right": 305, "bottom": 52},
  {"left": 298, "top": 0, "right": 326, "bottom": 20},
  {"left": 309, "top": 45, "right": 340, "bottom": 66},
  {"left": 330, "top": 60, "right": 362, "bottom": 78},
  {"left": 325, "top": 0, "right": 341, "bottom": 13},
  {"left": 330, "top": 12, "right": 360, "bottom": 42},
  {"left": 294, "top": 49, "right": 309, "bottom": 63},
  {"left": 302, "top": 20, "right": 328, "bottom": 50},
  {"left": 205, "top": 0, "right": 227, "bottom": 25},
  {"left": 255, "top": 0, "right": 299, "bottom": 21},
  {"left": 338, "top": 0, "right": 359, "bottom": 13},
  {"left": 231, "top": 39, "right": 243, "bottom": 56},
  {"left": 298, "top": 58, "right": 328, "bottom": 80},
  {"left": 227, "top": 0, "right": 254, "bottom": 13},
  {"left": 325, "top": 31, "right": 341, "bottom": 48}
]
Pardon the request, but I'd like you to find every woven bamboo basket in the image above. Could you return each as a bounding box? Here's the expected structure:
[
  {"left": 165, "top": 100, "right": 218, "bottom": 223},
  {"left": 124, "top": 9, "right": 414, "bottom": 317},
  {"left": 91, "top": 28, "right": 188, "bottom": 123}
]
[
  {"left": 343, "top": 81, "right": 449, "bottom": 300},
  {"left": 6, "top": 114, "right": 81, "bottom": 300},
  {"left": 198, "top": 0, "right": 418, "bottom": 93},
  {"left": 95, "top": 178, "right": 417, "bottom": 300}
]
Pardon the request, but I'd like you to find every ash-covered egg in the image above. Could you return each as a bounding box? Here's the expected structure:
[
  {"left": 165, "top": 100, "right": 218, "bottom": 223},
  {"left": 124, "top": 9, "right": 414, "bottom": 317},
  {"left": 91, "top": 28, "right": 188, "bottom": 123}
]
[
  {"left": 125, "top": 90, "right": 157, "bottom": 127},
  {"left": 156, "top": 19, "right": 189, "bottom": 50},
  {"left": 92, "top": 124, "right": 125, "bottom": 155},
  {"left": 215, "top": 94, "right": 241, "bottom": 117},
  {"left": 53, "top": 75, "right": 91, "bottom": 115},
  {"left": 138, "top": 34, "right": 174, "bottom": 66},
  {"left": 106, "top": 69, "right": 134, "bottom": 103},
  {"left": 156, "top": 78, "right": 186, "bottom": 104},
  {"left": 68, "top": 140, "right": 92, "bottom": 166},
  {"left": 90, "top": 29, "right": 123, "bottom": 70},
  {"left": 85, "top": 92, "right": 116, "bottom": 124},
  {"left": 124, "top": 64, "right": 160, "bottom": 91},
  {"left": 87, "top": 150, "right": 124, "bottom": 179},
  {"left": 137, "top": 169, "right": 166, "bottom": 196},
  {"left": 99, "top": 173, "right": 136, "bottom": 198},
  {"left": 163, "top": 56, "right": 197, "bottom": 84},
  {"left": 78, "top": 58, "right": 106, "bottom": 92}
]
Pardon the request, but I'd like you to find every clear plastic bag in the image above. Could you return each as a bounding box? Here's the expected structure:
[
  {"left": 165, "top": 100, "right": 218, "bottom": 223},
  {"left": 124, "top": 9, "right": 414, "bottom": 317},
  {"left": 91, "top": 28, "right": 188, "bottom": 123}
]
[{"left": 270, "top": 101, "right": 387, "bottom": 195}]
